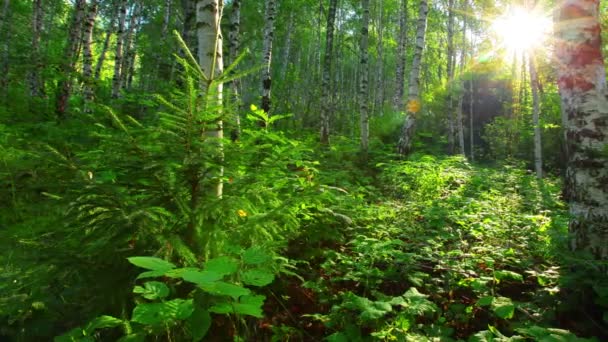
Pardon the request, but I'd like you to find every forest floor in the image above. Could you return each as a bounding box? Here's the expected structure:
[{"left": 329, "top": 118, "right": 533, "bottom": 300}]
[{"left": 256, "top": 153, "right": 603, "bottom": 341}]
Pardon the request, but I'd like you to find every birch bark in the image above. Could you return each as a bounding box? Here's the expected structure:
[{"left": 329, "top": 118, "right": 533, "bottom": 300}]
[{"left": 320, "top": 0, "right": 338, "bottom": 144}]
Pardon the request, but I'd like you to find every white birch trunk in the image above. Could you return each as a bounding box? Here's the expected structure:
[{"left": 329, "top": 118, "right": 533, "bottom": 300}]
[
  {"left": 359, "top": 0, "right": 370, "bottom": 153},
  {"left": 227, "top": 0, "right": 241, "bottom": 140},
  {"left": 121, "top": 4, "right": 141, "bottom": 91},
  {"left": 0, "top": 0, "right": 9, "bottom": 100},
  {"left": 82, "top": 0, "right": 97, "bottom": 108},
  {"left": 397, "top": 0, "right": 428, "bottom": 155},
  {"left": 373, "top": 0, "right": 385, "bottom": 116},
  {"left": 555, "top": 0, "right": 608, "bottom": 260},
  {"left": 111, "top": 0, "right": 127, "bottom": 98},
  {"left": 94, "top": 14, "right": 115, "bottom": 80},
  {"left": 392, "top": 0, "right": 407, "bottom": 111},
  {"left": 529, "top": 53, "right": 542, "bottom": 178},
  {"left": 29, "top": 0, "right": 44, "bottom": 97},
  {"left": 446, "top": 0, "right": 455, "bottom": 154},
  {"left": 320, "top": 0, "right": 338, "bottom": 144},
  {"left": 260, "top": 0, "right": 276, "bottom": 114},
  {"left": 196, "top": 0, "right": 224, "bottom": 198}
]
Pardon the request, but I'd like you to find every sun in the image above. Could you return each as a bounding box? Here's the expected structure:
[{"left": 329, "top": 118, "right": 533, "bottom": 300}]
[{"left": 491, "top": 7, "right": 552, "bottom": 54}]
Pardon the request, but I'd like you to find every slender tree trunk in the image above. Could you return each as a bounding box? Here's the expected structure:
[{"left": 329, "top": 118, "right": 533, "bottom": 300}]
[
  {"left": 260, "top": 0, "right": 276, "bottom": 114},
  {"left": 320, "top": 0, "right": 338, "bottom": 144},
  {"left": 55, "top": 0, "right": 86, "bottom": 117},
  {"left": 528, "top": 53, "right": 542, "bottom": 178},
  {"left": 456, "top": 0, "right": 467, "bottom": 156},
  {"left": 373, "top": 0, "right": 385, "bottom": 116},
  {"left": 29, "top": 0, "right": 45, "bottom": 97},
  {"left": 155, "top": 0, "right": 172, "bottom": 82},
  {"left": 0, "top": 0, "right": 9, "bottom": 101},
  {"left": 469, "top": 73, "right": 474, "bottom": 161},
  {"left": 281, "top": 10, "right": 294, "bottom": 77},
  {"left": 121, "top": 4, "right": 141, "bottom": 91},
  {"left": 359, "top": 0, "right": 370, "bottom": 153},
  {"left": 196, "top": 0, "right": 224, "bottom": 198},
  {"left": 227, "top": 0, "right": 241, "bottom": 140},
  {"left": 82, "top": 0, "right": 98, "bottom": 110},
  {"left": 397, "top": 0, "right": 428, "bottom": 155},
  {"left": 446, "top": 0, "right": 455, "bottom": 154},
  {"left": 392, "top": 0, "right": 407, "bottom": 111},
  {"left": 555, "top": 0, "right": 608, "bottom": 260},
  {"left": 111, "top": 0, "right": 127, "bottom": 98},
  {"left": 94, "top": 14, "right": 115, "bottom": 80}
]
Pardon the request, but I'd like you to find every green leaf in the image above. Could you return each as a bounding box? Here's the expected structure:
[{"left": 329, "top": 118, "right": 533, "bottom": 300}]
[
  {"left": 84, "top": 315, "right": 123, "bottom": 334},
  {"left": 492, "top": 297, "right": 515, "bottom": 319},
  {"left": 209, "top": 295, "right": 266, "bottom": 318},
  {"left": 116, "top": 334, "right": 145, "bottom": 342},
  {"left": 494, "top": 270, "right": 523, "bottom": 282},
  {"left": 241, "top": 269, "right": 274, "bottom": 287},
  {"left": 136, "top": 270, "right": 167, "bottom": 280},
  {"left": 188, "top": 307, "right": 211, "bottom": 342},
  {"left": 204, "top": 257, "right": 239, "bottom": 276},
  {"left": 127, "top": 257, "right": 175, "bottom": 272},
  {"left": 200, "top": 281, "right": 251, "bottom": 299},
  {"left": 476, "top": 296, "right": 494, "bottom": 307},
  {"left": 242, "top": 247, "right": 271, "bottom": 265},
  {"left": 131, "top": 299, "right": 193, "bottom": 325},
  {"left": 133, "top": 281, "right": 170, "bottom": 300},
  {"left": 165, "top": 268, "right": 223, "bottom": 285}
]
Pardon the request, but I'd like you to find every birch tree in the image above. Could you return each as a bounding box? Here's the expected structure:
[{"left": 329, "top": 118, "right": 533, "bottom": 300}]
[
  {"left": 397, "top": 0, "right": 428, "bottom": 155},
  {"left": 446, "top": 0, "right": 455, "bottom": 154},
  {"left": 196, "top": 0, "right": 224, "bottom": 198},
  {"left": 392, "top": 0, "right": 407, "bottom": 111},
  {"left": 29, "top": 0, "right": 45, "bottom": 97},
  {"left": 261, "top": 0, "right": 276, "bottom": 114},
  {"left": 81, "top": 0, "right": 98, "bottom": 110},
  {"left": 555, "top": 0, "right": 608, "bottom": 259},
  {"left": 320, "top": 0, "right": 338, "bottom": 144},
  {"left": 94, "top": 14, "right": 115, "bottom": 80},
  {"left": 0, "top": 0, "right": 9, "bottom": 101},
  {"left": 529, "top": 53, "right": 542, "bottom": 178},
  {"left": 456, "top": 0, "right": 467, "bottom": 155},
  {"left": 359, "top": 0, "right": 370, "bottom": 153},
  {"left": 111, "top": 0, "right": 127, "bottom": 98},
  {"left": 55, "top": 0, "right": 86, "bottom": 117}
]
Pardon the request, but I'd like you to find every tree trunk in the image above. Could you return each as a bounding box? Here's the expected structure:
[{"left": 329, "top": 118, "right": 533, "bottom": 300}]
[
  {"left": 446, "top": 0, "right": 455, "bottom": 154},
  {"left": 155, "top": 0, "right": 172, "bottom": 82},
  {"left": 121, "top": 4, "right": 141, "bottom": 91},
  {"left": 373, "top": 0, "right": 385, "bottom": 116},
  {"left": 469, "top": 74, "right": 474, "bottom": 161},
  {"left": 260, "top": 0, "right": 276, "bottom": 114},
  {"left": 94, "top": 14, "right": 115, "bottom": 80},
  {"left": 29, "top": 0, "right": 45, "bottom": 97},
  {"left": 0, "top": 0, "right": 9, "bottom": 101},
  {"left": 55, "top": 0, "right": 86, "bottom": 117},
  {"left": 320, "top": 0, "right": 338, "bottom": 144},
  {"left": 196, "top": 0, "right": 224, "bottom": 198},
  {"left": 111, "top": 0, "right": 127, "bottom": 98},
  {"left": 227, "top": 0, "right": 241, "bottom": 140},
  {"left": 555, "top": 0, "right": 608, "bottom": 260},
  {"left": 359, "top": 0, "right": 370, "bottom": 154},
  {"left": 455, "top": 0, "right": 467, "bottom": 156},
  {"left": 81, "top": 0, "right": 98, "bottom": 110},
  {"left": 397, "top": 0, "right": 428, "bottom": 155},
  {"left": 529, "top": 53, "right": 542, "bottom": 178},
  {"left": 392, "top": 0, "right": 407, "bottom": 111}
]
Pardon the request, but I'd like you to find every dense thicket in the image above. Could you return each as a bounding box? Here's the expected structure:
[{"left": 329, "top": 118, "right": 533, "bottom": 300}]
[{"left": 1, "top": 0, "right": 607, "bottom": 341}]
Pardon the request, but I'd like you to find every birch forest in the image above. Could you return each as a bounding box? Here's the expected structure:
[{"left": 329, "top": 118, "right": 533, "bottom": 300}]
[{"left": 1, "top": 0, "right": 608, "bottom": 340}]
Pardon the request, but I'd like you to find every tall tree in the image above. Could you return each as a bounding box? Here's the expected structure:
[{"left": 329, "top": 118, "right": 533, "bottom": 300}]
[
  {"left": 55, "top": 0, "right": 86, "bottom": 117},
  {"left": 261, "top": 0, "right": 276, "bottom": 114},
  {"left": 397, "top": 0, "right": 428, "bottom": 155},
  {"left": 555, "top": 0, "right": 608, "bottom": 259},
  {"left": 529, "top": 53, "right": 542, "bottom": 178},
  {"left": 392, "top": 0, "right": 407, "bottom": 111},
  {"left": 446, "top": 0, "right": 455, "bottom": 154},
  {"left": 227, "top": 0, "right": 241, "bottom": 140},
  {"left": 29, "top": 0, "right": 45, "bottom": 97},
  {"left": 94, "top": 14, "right": 116, "bottom": 80},
  {"left": 121, "top": 3, "right": 141, "bottom": 90},
  {"left": 320, "top": 0, "right": 338, "bottom": 144},
  {"left": 455, "top": 0, "right": 468, "bottom": 156},
  {"left": 359, "top": 0, "right": 370, "bottom": 153},
  {"left": 196, "top": 0, "right": 224, "bottom": 198},
  {"left": 0, "top": 0, "right": 9, "bottom": 101},
  {"left": 373, "top": 0, "right": 385, "bottom": 115},
  {"left": 81, "top": 0, "right": 98, "bottom": 110},
  {"left": 111, "top": 0, "right": 127, "bottom": 98}
]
